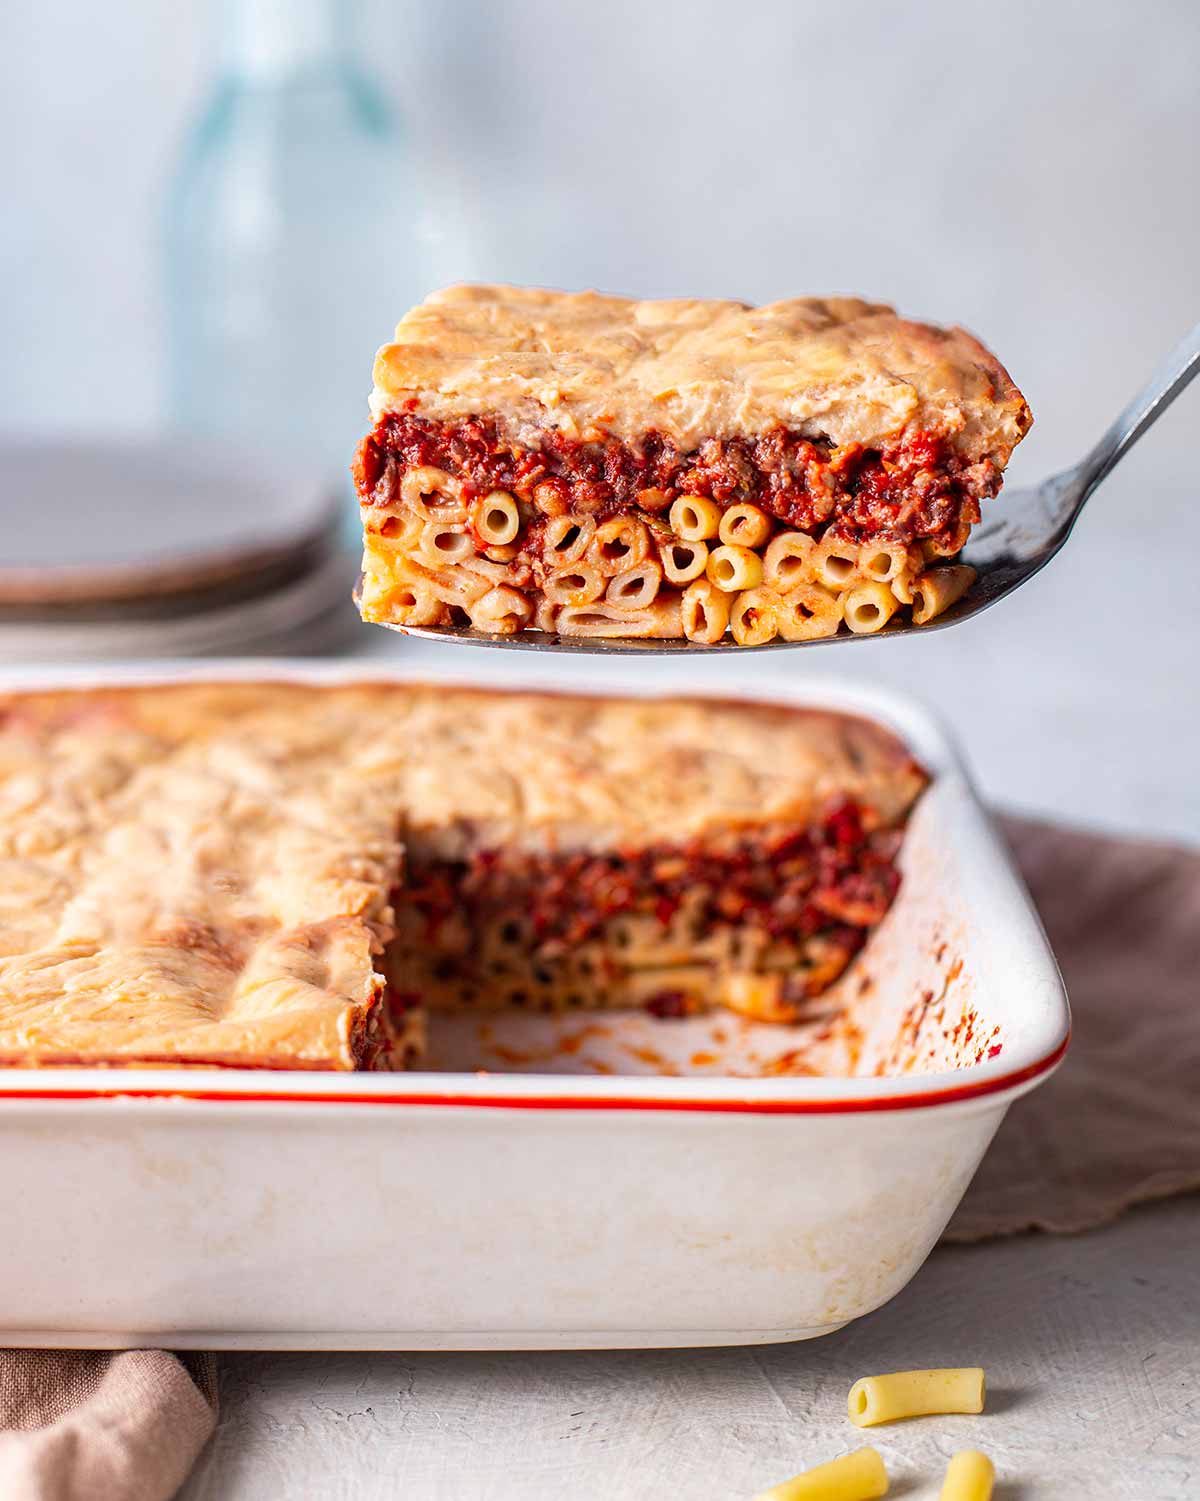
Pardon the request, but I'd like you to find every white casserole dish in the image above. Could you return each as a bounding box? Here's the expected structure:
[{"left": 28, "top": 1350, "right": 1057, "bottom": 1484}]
[{"left": 0, "top": 661, "right": 1068, "bottom": 1350}]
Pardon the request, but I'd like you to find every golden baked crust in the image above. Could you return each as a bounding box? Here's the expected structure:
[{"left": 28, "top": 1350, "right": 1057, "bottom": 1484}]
[
  {"left": 0, "top": 685, "right": 403, "bottom": 1070},
  {"left": 0, "top": 682, "right": 925, "bottom": 1068},
  {"left": 370, "top": 284, "right": 1031, "bottom": 464},
  {"left": 395, "top": 687, "right": 925, "bottom": 854}
]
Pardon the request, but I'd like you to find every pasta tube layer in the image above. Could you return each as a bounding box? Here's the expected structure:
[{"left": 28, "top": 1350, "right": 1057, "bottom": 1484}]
[
  {"left": 394, "top": 802, "right": 908, "bottom": 1021},
  {"left": 355, "top": 285, "right": 1032, "bottom": 643}
]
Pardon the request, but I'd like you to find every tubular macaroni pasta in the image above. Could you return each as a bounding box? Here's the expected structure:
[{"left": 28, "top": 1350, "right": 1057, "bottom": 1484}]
[
  {"left": 418, "top": 561, "right": 491, "bottom": 608},
  {"left": 660, "top": 537, "right": 709, "bottom": 585},
  {"left": 814, "top": 533, "right": 860, "bottom": 590},
  {"left": 589, "top": 517, "right": 650, "bottom": 574},
  {"left": 401, "top": 465, "right": 466, "bottom": 522},
  {"left": 557, "top": 595, "right": 680, "bottom": 638},
  {"left": 752, "top": 1447, "right": 888, "bottom": 1501},
  {"left": 708, "top": 544, "right": 764, "bottom": 593},
  {"left": 776, "top": 584, "right": 843, "bottom": 641},
  {"left": 531, "top": 593, "right": 557, "bottom": 633},
  {"left": 719, "top": 502, "right": 772, "bottom": 549},
  {"left": 543, "top": 514, "right": 596, "bottom": 566},
  {"left": 939, "top": 1451, "right": 994, "bottom": 1501},
  {"left": 360, "top": 570, "right": 445, "bottom": 626},
  {"left": 857, "top": 540, "right": 911, "bottom": 586},
  {"left": 607, "top": 560, "right": 662, "bottom": 611},
  {"left": 543, "top": 564, "right": 605, "bottom": 607},
  {"left": 730, "top": 587, "right": 780, "bottom": 646},
  {"left": 764, "top": 531, "right": 817, "bottom": 592},
  {"left": 366, "top": 509, "right": 422, "bottom": 549},
  {"left": 460, "top": 555, "right": 512, "bottom": 588},
  {"left": 471, "top": 490, "right": 521, "bottom": 546},
  {"left": 670, "top": 494, "right": 722, "bottom": 541},
  {"left": 721, "top": 970, "right": 795, "bottom": 1023},
  {"left": 847, "top": 1368, "right": 985, "bottom": 1427},
  {"left": 468, "top": 585, "right": 532, "bottom": 634},
  {"left": 481, "top": 541, "right": 520, "bottom": 563},
  {"left": 842, "top": 581, "right": 900, "bottom": 635},
  {"left": 911, "top": 564, "right": 977, "bottom": 625},
  {"left": 681, "top": 578, "right": 731, "bottom": 643},
  {"left": 416, "top": 522, "right": 475, "bottom": 566}
]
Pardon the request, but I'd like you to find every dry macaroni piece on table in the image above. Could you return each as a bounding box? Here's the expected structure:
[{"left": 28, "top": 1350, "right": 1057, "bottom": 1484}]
[
  {"left": 848, "top": 1367, "right": 986, "bottom": 1426},
  {"left": 940, "top": 1451, "right": 994, "bottom": 1501},
  {"left": 354, "top": 285, "right": 1032, "bottom": 644},
  {"left": 752, "top": 1447, "right": 889, "bottom": 1501}
]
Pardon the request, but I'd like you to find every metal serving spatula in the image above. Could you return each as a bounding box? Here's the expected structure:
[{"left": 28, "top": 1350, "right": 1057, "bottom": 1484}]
[{"left": 371, "top": 322, "right": 1200, "bottom": 655}]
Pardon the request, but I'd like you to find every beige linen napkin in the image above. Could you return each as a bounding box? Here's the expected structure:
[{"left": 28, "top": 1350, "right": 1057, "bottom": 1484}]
[
  {"left": 0, "top": 1352, "right": 216, "bottom": 1501},
  {"left": 946, "top": 815, "right": 1200, "bottom": 1241}
]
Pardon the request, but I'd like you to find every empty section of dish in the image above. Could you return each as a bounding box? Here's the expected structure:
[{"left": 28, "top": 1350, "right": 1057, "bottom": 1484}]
[{"left": 419, "top": 779, "right": 998, "bottom": 1078}]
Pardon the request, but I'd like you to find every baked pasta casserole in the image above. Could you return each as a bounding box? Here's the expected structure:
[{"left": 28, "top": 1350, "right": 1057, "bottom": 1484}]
[
  {"left": 0, "top": 682, "right": 927, "bottom": 1069},
  {"left": 354, "top": 285, "right": 1032, "bottom": 644}
]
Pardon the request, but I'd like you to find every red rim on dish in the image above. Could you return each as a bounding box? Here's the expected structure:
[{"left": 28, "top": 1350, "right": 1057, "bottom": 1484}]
[{"left": 0, "top": 1031, "right": 1068, "bottom": 1113}]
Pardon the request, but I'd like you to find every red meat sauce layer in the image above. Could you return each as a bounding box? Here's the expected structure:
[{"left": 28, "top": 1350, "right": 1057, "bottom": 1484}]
[
  {"left": 399, "top": 800, "right": 903, "bottom": 977},
  {"left": 362, "top": 985, "right": 421, "bottom": 1070},
  {"left": 355, "top": 412, "right": 1003, "bottom": 549}
]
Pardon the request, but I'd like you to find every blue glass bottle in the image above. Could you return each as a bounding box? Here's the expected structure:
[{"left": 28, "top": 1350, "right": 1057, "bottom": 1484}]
[{"left": 164, "top": 0, "right": 428, "bottom": 531}]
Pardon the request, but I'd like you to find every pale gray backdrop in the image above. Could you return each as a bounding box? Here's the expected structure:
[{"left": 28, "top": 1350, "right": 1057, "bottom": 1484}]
[{"left": 3, "top": 0, "right": 1199, "bottom": 839}]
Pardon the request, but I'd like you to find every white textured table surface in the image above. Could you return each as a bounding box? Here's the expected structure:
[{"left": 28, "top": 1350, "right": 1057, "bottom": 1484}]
[
  {"left": 179, "top": 1199, "right": 1199, "bottom": 1500},
  {"left": 181, "top": 449, "right": 1198, "bottom": 1499}
]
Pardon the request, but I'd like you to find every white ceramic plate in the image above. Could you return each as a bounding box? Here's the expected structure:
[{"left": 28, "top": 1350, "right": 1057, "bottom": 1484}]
[{"left": 0, "top": 440, "right": 336, "bottom": 602}]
